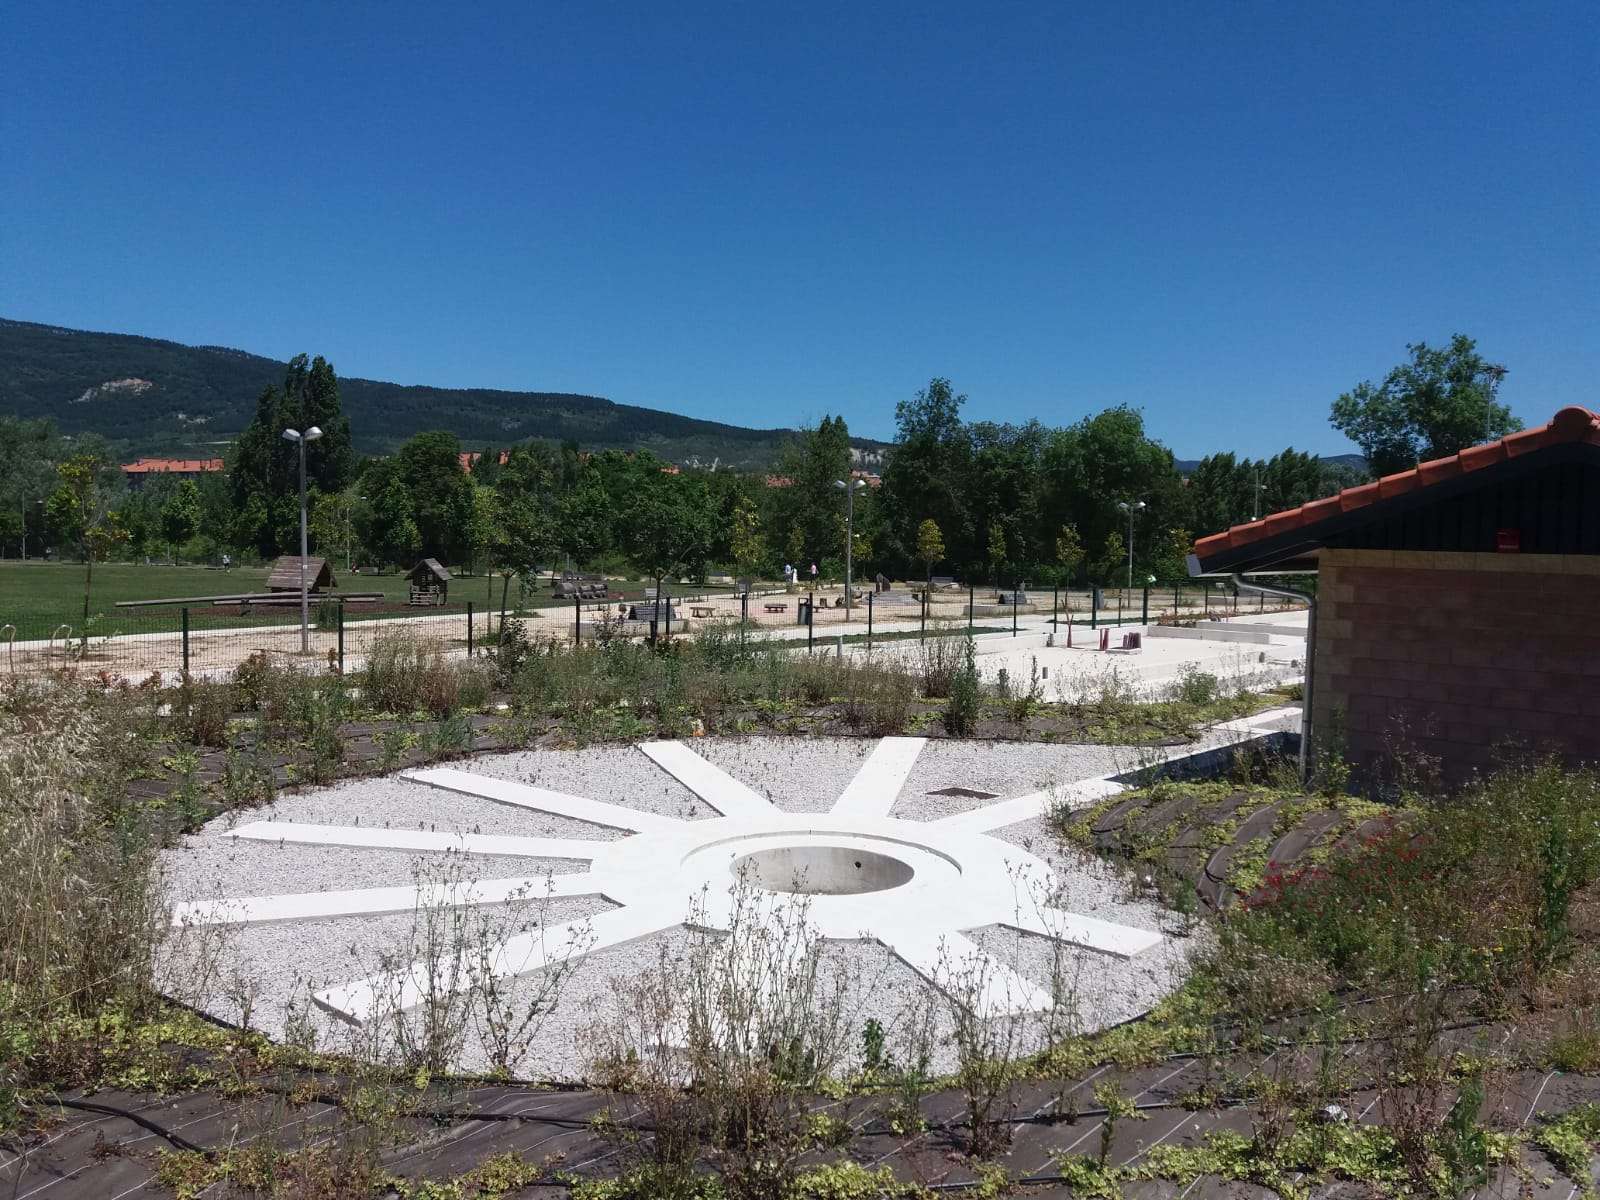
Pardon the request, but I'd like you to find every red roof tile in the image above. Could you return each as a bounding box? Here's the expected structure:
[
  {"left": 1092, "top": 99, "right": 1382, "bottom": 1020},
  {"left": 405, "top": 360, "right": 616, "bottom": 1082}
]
[
  {"left": 121, "top": 458, "right": 225, "bottom": 474},
  {"left": 1191, "top": 406, "right": 1600, "bottom": 564}
]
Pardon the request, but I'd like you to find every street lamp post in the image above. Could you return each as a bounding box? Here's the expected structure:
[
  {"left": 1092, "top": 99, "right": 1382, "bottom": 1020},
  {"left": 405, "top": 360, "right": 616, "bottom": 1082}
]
[
  {"left": 281, "top": 425, "right": 324, "bottom": 654},
  {"left": 1116, "top": 499, "right": 1145, "bottom": 590},
  {"left": 834, "top": 477, "right": 866, "bottom": 622},
  {"left": 1251, "top": 468, "right": 1267, "bottom": 522}
]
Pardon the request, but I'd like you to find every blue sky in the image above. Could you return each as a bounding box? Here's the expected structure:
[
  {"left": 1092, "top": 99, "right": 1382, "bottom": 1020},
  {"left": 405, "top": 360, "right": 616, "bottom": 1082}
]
[{"left": 3, "top": 2, "right": 1595, "bottom": 457}]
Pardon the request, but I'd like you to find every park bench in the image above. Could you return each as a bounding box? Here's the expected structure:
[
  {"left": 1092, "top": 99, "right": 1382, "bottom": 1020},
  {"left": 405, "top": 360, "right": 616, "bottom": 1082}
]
[
  {"left": 690, "top": 605, "right": 717, "bottom": 619},
  {"left": 929, "top": 575, "right": 958, "bottom": 591},
  {"left": 764, "top": 602, "right": 788, "bottom": 614}
]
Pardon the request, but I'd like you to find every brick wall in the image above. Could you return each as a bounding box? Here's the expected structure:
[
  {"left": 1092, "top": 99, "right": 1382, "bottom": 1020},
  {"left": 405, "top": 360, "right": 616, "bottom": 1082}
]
[{"left": 1312, "top": 548, "right": 1600, "bottom": 783}]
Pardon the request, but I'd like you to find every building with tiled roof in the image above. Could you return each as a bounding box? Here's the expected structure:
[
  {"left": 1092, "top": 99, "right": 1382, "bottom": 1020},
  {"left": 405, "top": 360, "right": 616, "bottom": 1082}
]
[
  {"left": 121, "top": 457, "right": 225, "bottom": 490},
  {"left": 1189, "top": 405, "right": 1600, "bottom": 785}
]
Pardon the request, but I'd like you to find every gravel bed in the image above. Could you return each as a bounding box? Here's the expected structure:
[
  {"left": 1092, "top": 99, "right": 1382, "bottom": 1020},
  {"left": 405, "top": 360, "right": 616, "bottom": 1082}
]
[
  {"left": 227, "top": 775, "right": 629, "bottom": 841},
  {"left": 460, "top": 745, "right": 714, "bottom": 820},
  {"left": 689, "top": 737, "right": 875, "bottom": 813},
  {"left": 160, "top": 737, "right": 1201, "bottom": 1079},
  {"left": 158, "top": 893, "right": 619, "bottom": 1064},
  {"left": 163, "top": 838, "right": 592, "bottom": 905},
  {"left": 888, "top": 741, "right": 1129, "bottom": 821}
]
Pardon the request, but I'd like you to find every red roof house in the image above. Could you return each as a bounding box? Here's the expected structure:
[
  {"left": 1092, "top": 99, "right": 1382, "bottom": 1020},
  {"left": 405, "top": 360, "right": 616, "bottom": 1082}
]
[{"left": 1189, "top": 406, "right": 1600, "bottom": 785}]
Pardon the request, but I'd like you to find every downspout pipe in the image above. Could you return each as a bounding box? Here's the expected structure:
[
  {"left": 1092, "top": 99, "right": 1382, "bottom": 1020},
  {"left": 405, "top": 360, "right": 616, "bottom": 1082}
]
[{"left": 1228, "top": 571, "right": 1318, "bottom": 785}]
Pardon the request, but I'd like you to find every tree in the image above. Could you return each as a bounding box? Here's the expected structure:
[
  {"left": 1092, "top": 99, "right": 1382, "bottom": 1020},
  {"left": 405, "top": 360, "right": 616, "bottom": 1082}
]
[
  {"left": 230, "top": 354, "right": 357, "bottom": 556},
  {"left": 985, "top": 519, "right": 1008, "bottom": 587},
  {"left": 0, "top": 416, "right": 60, "bottom": 559},
  {"left": 915, "top": 518, "right": 945, "bottom": 589},
  {"left": 310, "top": 487, "right": 360, "bottom": 570},
  {"left": 1331, "top": 335, "right": 1517, "bottom": 476},
  {"left": 765, "top": 416, "right": 853, "bottom": 568},
  {"left": 493, "top": 445, "right": 559, "bottom": 580},
  {"left": 1055, "top": 524, "right": 1085, "bottom": 585},
  {"left": 624, "top": 472, "right": 716, "bottom": 591},
  {"left": 729, "top": 495, "right": 766, "bottom": 578},
  {"left": 355, "top": 459, "right": 421, "bottom": 567},
  {"left": 46, "top": 453, "right": 128, "bottom": 633},
  {"left": 880, "top": 380, "right": 974, "bottom": 575},
  {"left": 1040, "top": 406, "right": 1184, "bottom": 588},
  {"left": 1149, "top": 527, "right": 1193, "bottom": 584},
  {"left": 1092, "top": 531, "right": 1125, "bottom": 588},
  {"left": 396, "top": 431, "right": 475, "bottom": 563},
  {"left": 159, "top": 481, "right": 202, "bottom": 558}
]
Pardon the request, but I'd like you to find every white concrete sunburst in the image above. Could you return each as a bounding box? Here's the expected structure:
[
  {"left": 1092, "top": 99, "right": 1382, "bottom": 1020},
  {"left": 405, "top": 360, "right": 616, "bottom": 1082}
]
[{"left": 172, "top": 737, "right": 1167, "bottom": 1025}]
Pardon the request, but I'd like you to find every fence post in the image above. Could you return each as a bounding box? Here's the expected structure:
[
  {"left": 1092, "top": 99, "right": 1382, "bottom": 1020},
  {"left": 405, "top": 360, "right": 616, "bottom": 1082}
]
[
  {"left": 1012, "top": 585, "right": 1018, "bottom": 637},
  {"left": 1204, "top": 589, "right": 1210, "bottom": 617},
  {"left": 1091, "top": 589, "right": 1098, "bottom": 630},
  {"left": 664, "top": 588, "right": 672, "bottom": 641},
  {"left": 574, "top": 596, "right": 581, "bottom": 643},
  {"left": 741, "top": 590, "right": 748, "bottom": 654},
  {"left": 967, "top": 583, "right": 974, "bottom": 634},
  {"left": 467, "top": 600, "right": 474, "bottom": 657},
  {"left": 337, "top": 598, "right": 345, "bottom": 674},
  {"left": 1259, "top": 589, "right": 1265, "bottom": 613},
  {"left": 867, "top": 591, "right": 873, "bottom": 651},
  {"left": 1052, "top": 585, "right": 1058, "bottom": 630},
  {"left": 808, "top": 590, "right": 814, "bottom": 653},
  {"left": 1142, "top": 586, "right": 1149, "bottom": 625},
  {"left": 1117, "top": 590, "right": 1123, "bottom": 627},
  {"left": 181, "top": 606, "right": 190, "bottom": 675}
]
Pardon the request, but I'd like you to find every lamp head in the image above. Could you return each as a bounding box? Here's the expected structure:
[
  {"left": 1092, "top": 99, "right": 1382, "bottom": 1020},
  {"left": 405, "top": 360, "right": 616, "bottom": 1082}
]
[
  {"left": 305, "top": 426, "right": 323, "bottom": 441},
  {"left": 281, "top": 428, "right": 300, "bottom": 443}
]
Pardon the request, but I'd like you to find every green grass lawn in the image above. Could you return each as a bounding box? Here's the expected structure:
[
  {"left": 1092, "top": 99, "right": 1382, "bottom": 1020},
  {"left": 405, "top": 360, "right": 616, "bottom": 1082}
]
[
  {"left": 0, "top": 560, "right": 753, "bottom": 639},
  {"left": 0, "top": 561, "right": 500, "bottom": 635}
]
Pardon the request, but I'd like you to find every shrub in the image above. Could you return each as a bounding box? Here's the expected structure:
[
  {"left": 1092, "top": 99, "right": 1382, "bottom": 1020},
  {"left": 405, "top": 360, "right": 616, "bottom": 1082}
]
[
  {"left": 364, "top": 631, "right": 469, "bottom": 717},
  {"left": 943, "top": 639, "right": 981, "bottom": 736},
  {"left": 1171, "top": 665, "right": 1221, "bottom": 707},
  {"left": 843, "top": 664, "right": 916, "bottom": 735},
  {"left": 0, "top": 681, "right": 167, "bottom": 1116},
  {"left": 171, "top": 675, "right": 233, "bottom": 747},
  {"left": 916, "top": 634, "right": 963, "bottom": 699}
]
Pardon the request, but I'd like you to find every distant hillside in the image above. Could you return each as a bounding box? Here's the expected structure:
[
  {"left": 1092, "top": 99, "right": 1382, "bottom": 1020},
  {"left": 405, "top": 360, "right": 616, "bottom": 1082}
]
[
  {"left": 0, "top": 318, "right": 890, "bottom": 469},
  {"left": 1173, "top": 453, "right": 1367, "bottom": 475}
]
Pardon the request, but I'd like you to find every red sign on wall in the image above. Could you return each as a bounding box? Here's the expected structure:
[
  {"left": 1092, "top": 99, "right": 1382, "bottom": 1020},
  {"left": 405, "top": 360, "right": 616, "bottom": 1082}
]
[{"left": 1496, "top": 529, "right": 1521, "bottom": 553}]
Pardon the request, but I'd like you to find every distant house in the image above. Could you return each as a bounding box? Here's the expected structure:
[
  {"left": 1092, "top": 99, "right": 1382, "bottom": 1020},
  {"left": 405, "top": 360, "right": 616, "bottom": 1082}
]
[
  {"left": 458, "top": 450, "right": 511, "bottom": 472},
  {"left": 407, "top": 558, "right": 451, "bottom": 606},
  {"left": 1189, "top": 405, "right": 1600, "bottom": 785},
  {"left": 267, "top": 556, "right": 336, "bottom": 594},
  {"left": 121, "top": 457, "right": 224, "bottom": 491}
]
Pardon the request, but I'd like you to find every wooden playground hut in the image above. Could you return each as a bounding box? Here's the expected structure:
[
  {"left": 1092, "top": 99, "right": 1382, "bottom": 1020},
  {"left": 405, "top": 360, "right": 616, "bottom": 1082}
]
[
  {"left": 408, "top": 558, "right": 451, "bottom": 606},
  {"left": 267, "top": 556, "right": 336, "bottom": 594}
]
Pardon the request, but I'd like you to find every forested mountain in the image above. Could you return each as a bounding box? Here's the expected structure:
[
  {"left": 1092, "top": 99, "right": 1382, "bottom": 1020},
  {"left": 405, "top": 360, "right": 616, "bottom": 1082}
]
[{"left": 0, "top": 318, "right": 890, "bottom": 467}]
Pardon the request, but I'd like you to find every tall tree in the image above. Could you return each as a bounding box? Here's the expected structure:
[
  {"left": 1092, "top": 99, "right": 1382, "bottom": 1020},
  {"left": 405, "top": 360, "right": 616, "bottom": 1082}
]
[
  {"left": 1331, "top": 335, "right": 1517, "bottom": 476},
  {"left": 0, "top": 416, "right": 61, "bottom": 559},
  {"left": 766, "top": 416, "right": 853, "bottom": 569},
  {"left": 230, "top": 354, "right": 357, "bottom": 556},
  {"left": 1041, "top": 406, "right": 1184, "bottom": 583},
  {"left": 624, "top": 471, "right": 716, "bottom": 590},
  {"left": 396, "top": 430, "right": 475, "bottom": 563},
  {"left": 493, "top": 444, "right": 559, "bottom": 580},
  {"left": 45, "top": 452, "right": 128, "bottom": 632},
  {"left": 160, "top": 481, "right": 202, "bottom": 558},
  {"left": 880, "top": 380, "right": 973, "bottom": 575}
]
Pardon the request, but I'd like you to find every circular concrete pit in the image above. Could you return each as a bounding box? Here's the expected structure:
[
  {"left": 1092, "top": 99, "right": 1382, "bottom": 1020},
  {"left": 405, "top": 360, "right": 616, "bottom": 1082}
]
[{"left": 732, "top": 843, "right": 916, "bottom": 895}]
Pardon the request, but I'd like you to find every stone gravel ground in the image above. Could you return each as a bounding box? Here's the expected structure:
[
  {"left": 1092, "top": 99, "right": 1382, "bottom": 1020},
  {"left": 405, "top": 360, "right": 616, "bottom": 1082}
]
[{"left": 161, "top": 735, "right": 1193, "bottom": 1081}]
